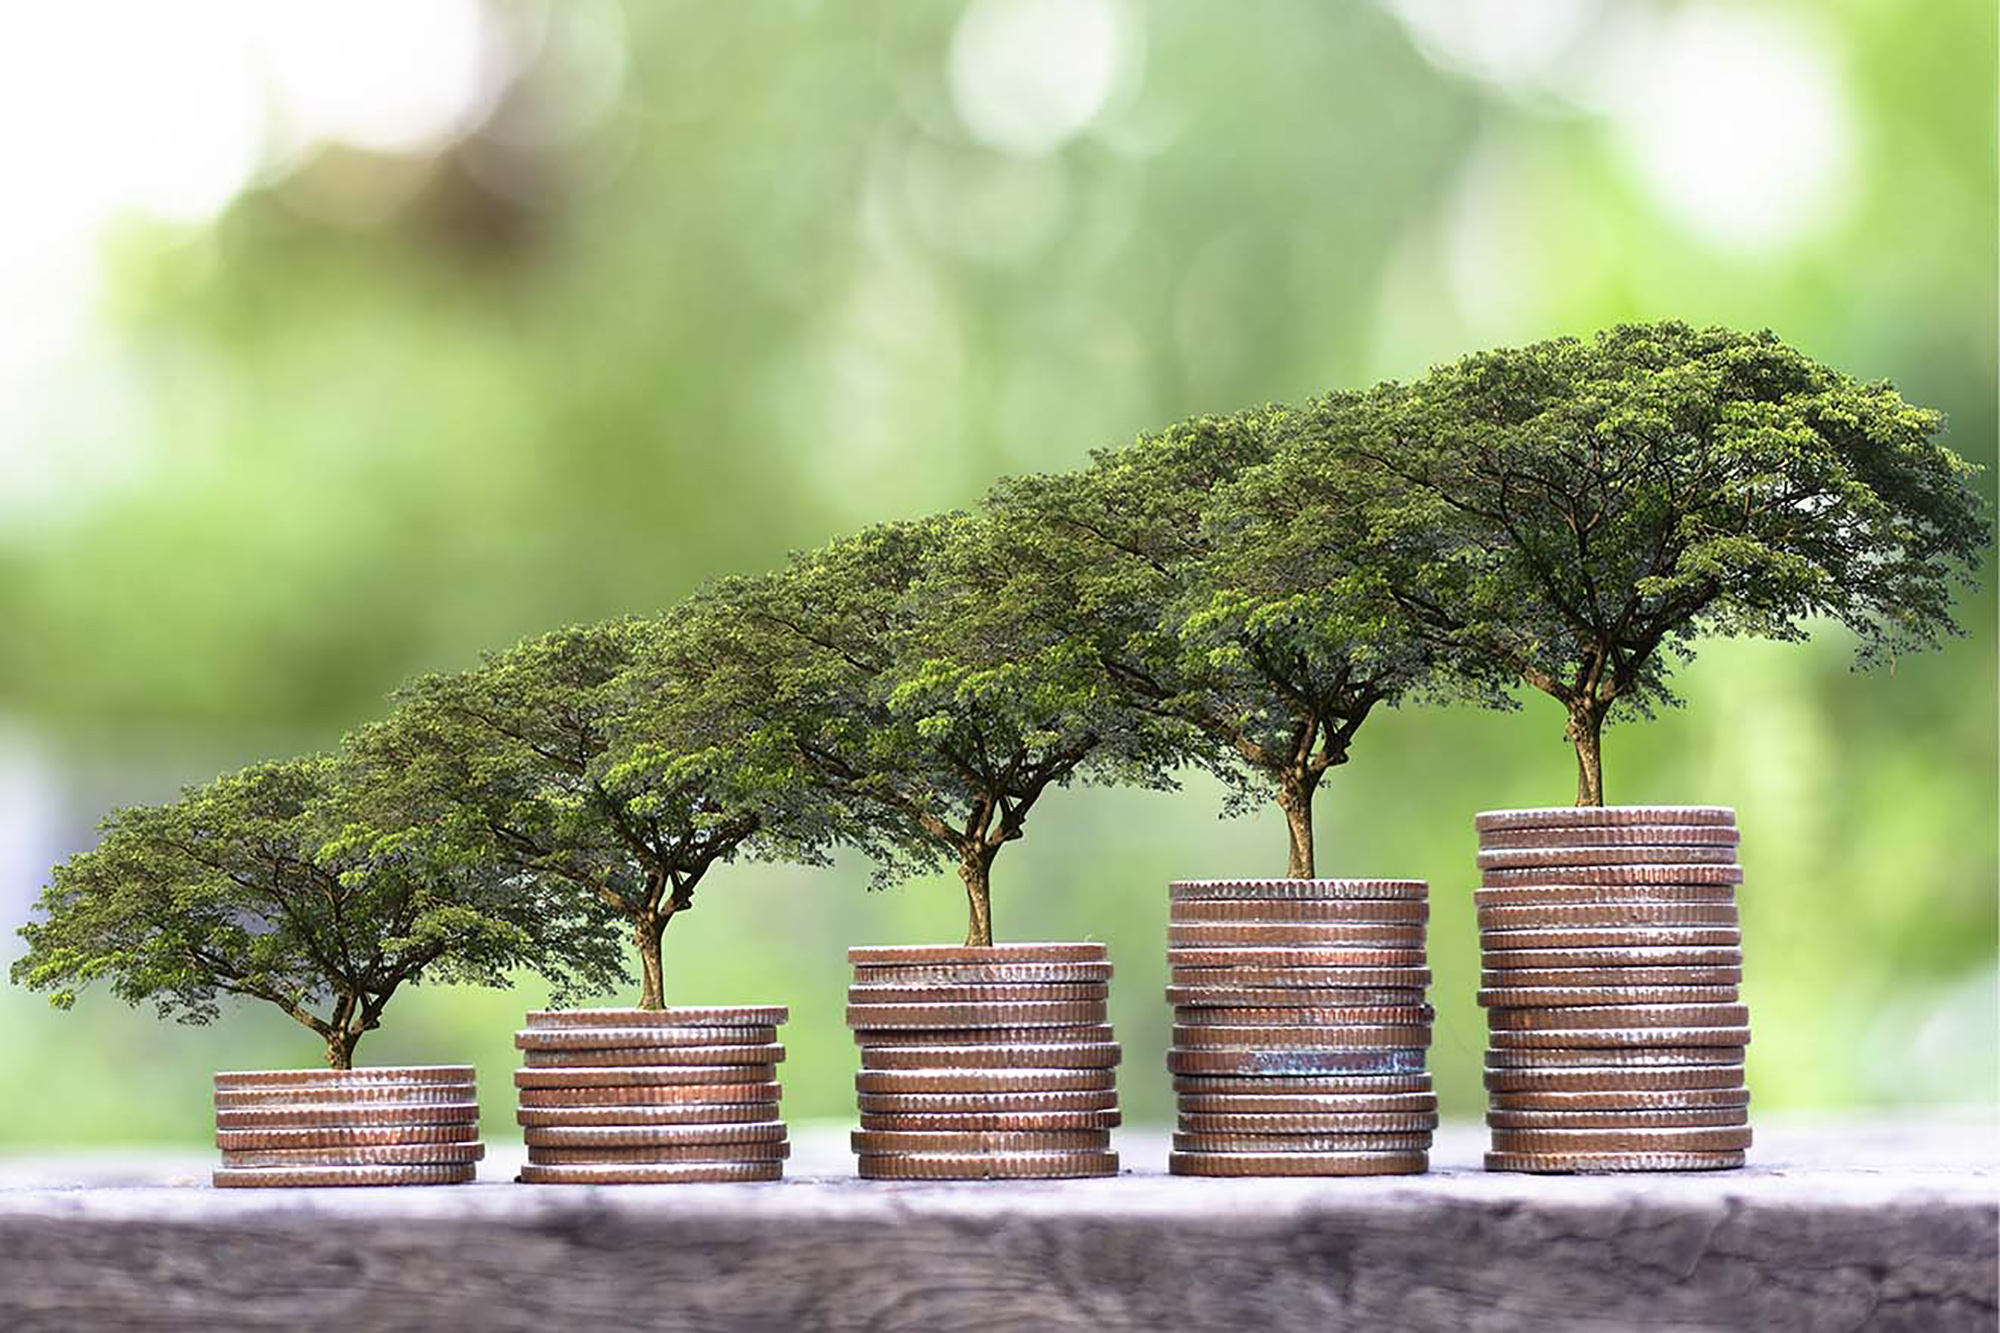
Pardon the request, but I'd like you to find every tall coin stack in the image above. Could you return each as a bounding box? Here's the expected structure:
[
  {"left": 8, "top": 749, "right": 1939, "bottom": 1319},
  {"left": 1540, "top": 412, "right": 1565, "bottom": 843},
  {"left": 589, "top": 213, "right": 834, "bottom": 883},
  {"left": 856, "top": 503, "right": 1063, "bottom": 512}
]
[
  {"left": 212, "top": 1066, "right": 482, "bottom": 1187},
  {"left": 513, "top": 1007, "right": 790, "bottom": 1184},
  {"left": 1165, "top": 880, "right": 1437, "bottom": 1177},
  {"left": 1475, "top": 806, "right": 1751, "bottom": 1173},
  {"left": 847, "top": 943, "right": 1121, "bottom": 1180}
]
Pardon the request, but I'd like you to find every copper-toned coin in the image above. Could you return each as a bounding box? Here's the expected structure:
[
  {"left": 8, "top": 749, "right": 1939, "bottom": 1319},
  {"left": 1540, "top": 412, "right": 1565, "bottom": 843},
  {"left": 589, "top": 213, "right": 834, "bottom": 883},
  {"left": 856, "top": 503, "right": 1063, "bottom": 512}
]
[
  {"left": 215, "top": 1083, "right": 475, "bottom": 1108},
  {"left": 1478, "top": 904, "right": 1739, "bottom": 930},
  {"left": 1168, "top": 948, "right": 1427, "bottom": 971},
  {"left": 1474, "top": 806, "right": 1736, "bottom": 833},
  {"left": 1484, "top": 1151, "right": 1744, "bottom": 1173},
  {"left": 514, "top": 1065, "right": 779, "bottom": 1089},
  {"left": 1474, "top": 885, "right": 1740, "bottom": 908},
  {"left": 1482, "top": 966, "right": 1742, "bottom": 988},
  {"left": 1486, "top": 1107, "right": 1748, "bottom": 1130},
  {"left": 528, "top": 1142, "right": 790, "bottom": 1165},
  {"left": 1481, "top": 864, "right": 1745, "bottom": 888},
  {"left": 1486, "top": 1026, "right": 1751, "bottom": 1051},
  {"left": 1169, "top": 879, "right": 1427, "bottom": 902},
  {"left": 521, "top": 1044, "right": 784, "bottom": 1067},
  {"left": 1171, "top": 1132, "right": 1431, "bottom": 1153},
  {"left": 515, "top": 1026, "right": 778, "bottom": 1051},
  {"left": 1479, "top": 928, "right": 1742, "bottom": 951},
  {"left": 856, "top": 1150, "right": 1117, "bottom": 1179},
  {"left": 524, "top": 1006, "right": 788, "bottom": 1028},
  {"left": 1168, "top": 1150, "right": 1427, "bottom": 1177},
  {"left": 1167, "top": 923, "right": 1426, "bottom": 948},
  {"left": 1170, "top": 1025, "right": 1433, "bottom": 1050},
  {"left": 1485, "top": 1047, "right": 1745, "bottom": 1069},
  {"left": 1170, "top": 967, "right": 1432, "bottom": 990},
  {"left": 218, "top": 1144, "right": 486, "bottom": 1168},
  {"left": 1480, "top": 947, "right": 1743, "bottom": 971},
  {"left": 849, "top": 1130, "right": 1111, "bottom": 1155},
  {"left": 1171, "top": 898, "right": 1430, "bottom": 924},
  {"left": 1176, "top": 1112, "right": 1439, "bottom": 1135},
  {"left": 845, "top": 1001, "right": 1108, "bottom": 1030},
  {"left": 1483, "top": 1065, "right": 1744, "bottom": 1094},
  {"left": 212, "top": 1164, "right": 477, "bottom": 1187},
  {"left": 858, "top": 1024, "right": 1116, "bottom": 1048},
  {"left": 216, "top": 1124, "right": 480, "bottom": 1149},
  {"left": 1489, "top": 1087, "right": 1749, "bottom": 1111},
  {"left": 849, "top": 963, "right": 1114, "bottom": 985},
  {"left": 1487, "top": 1004, "right": 1748, "bottom": 1031},
  {"left": 861, "top": 1042, "right": 1122, "bottom": 1071},
  {"left": 516, "top": 1081, "right": 780, "bottom": 1107},
  {"left": 518, "top": 1161, "right": 783, "bottom": 1184},
  {"left": 856, "top": 1090, "right": 1119, "bottom": 1115},
  {"left": 1167, "top": 987, "right": 1428, "bottom": 1009},
  {"left": 522, "top": 1122, "right": 787, "bottom": 1148},
  {"left": 1478, "top": 986, "right": 1739, "bottom": 1009},
  {"left": 1168, "top": 1048, "right": 1428, "bottom": 1077},
  {"left": 848, "top": 943, "right": 1108, "bottom": 966},
  {"left": 846, "top": 982, "right": 1109, "bottom": 1005},
  {"left": 214, "top": 1102, "right": 479, "bottom": 1130},
  {"left": 1174, "top": 1005, "right": 1434, "bottom": 1029},
  {"left": 1489, "top": 1126, "right": 1753, "bottom": 1152},
  {"left": 1477, "top": 824, "right": 1741, "bottom": 850},
  {"left": 1477, "top": 845, "right": 1739, "bottom": 870},
  {"left": 1173, "top": 1073, "right": 1433, "bottom": 1095},
  {"left": 516, "top": 1103, "right": 780, "bottom": 1128},
  {"left": 854, "top": 1068, "right": 1117, "bottom": 1095},
  {"left": 857, "top": 1110, "right": 1122, "bottom": 1132},
  {"left": 213, "top": 1066, "right": 475, "bottom": 1090},
  {"left": 1175, "top": 1092, "right": 1439, "bottom": 1115}
]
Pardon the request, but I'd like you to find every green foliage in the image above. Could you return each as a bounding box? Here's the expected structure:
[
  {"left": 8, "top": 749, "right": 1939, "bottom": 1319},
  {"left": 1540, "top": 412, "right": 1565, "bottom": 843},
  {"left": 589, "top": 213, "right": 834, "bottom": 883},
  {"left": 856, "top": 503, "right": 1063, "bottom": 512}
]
[{"left": 10, "top": 755, "right": 617, "bottom": 1068}]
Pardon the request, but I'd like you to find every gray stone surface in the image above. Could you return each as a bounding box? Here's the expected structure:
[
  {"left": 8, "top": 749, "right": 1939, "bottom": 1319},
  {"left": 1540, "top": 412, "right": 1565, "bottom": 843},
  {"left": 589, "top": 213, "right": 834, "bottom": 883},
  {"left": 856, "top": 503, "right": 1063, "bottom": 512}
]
[{"left": 1, "top": 1115, "right": 1993, "bottom": 1332}]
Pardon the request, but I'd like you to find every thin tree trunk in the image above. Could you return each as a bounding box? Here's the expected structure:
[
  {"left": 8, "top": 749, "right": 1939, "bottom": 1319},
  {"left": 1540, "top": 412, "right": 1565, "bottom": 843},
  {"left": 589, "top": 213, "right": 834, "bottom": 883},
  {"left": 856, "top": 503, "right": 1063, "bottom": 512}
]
[
  {"left": 635, "top": 913, "right": 669, "bottom": 1009},
  {"left": 1276, "top": 774, "right": 1318, "bottom": 879},
  {"left": 1567, "top": 704, "right": 1607, "bottom": 806},
  {"left": 959, "top": 852, "right": 996, "bottom": 948},
  {"left": 325, "top": 1028, "right": 362, "bottom": 1071}
]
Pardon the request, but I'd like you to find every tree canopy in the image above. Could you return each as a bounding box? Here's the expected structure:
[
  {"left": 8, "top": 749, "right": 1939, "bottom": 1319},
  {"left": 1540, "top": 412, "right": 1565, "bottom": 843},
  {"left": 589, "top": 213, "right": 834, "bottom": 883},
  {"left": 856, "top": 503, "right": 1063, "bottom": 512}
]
[{"left": 10, "top": 755, "right": 619, "bottom": 1068}]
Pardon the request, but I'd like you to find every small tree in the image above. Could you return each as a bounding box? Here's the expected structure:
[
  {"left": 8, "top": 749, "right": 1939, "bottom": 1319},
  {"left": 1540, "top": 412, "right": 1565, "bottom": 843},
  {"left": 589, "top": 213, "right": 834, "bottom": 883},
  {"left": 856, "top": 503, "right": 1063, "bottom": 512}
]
[
  {"left": 674, "top": 514, "right": 1178, "bottom": 946},
  {"left": 1271, "top": 321, "right": 1990, "bottom": 804},
  {"left": 358, "top": 618, "right": 836, "bottom": 1010},
  {"left": 11, "top": 755, "right": 619, "bottom": 1069}
]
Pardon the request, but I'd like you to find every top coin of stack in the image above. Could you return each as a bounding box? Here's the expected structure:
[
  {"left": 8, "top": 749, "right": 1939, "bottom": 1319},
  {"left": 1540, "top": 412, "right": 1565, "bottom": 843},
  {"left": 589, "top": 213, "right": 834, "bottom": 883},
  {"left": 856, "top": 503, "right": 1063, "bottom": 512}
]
[
  {"left": 513, "top": 1007, "right": 789, "bottom": 1184},
  {"left": 212, "top": 1066, "right": 482, "bottom": 1187},
  {"left": 1475, "top": 806, "right": 1751, "bottom": 1173},
  {"left": 847, "top": 943, "right": 1120, "bottom": 1180},
  {"left": 1165, "top": 880, "right": 1437, "bottom": 1177}
]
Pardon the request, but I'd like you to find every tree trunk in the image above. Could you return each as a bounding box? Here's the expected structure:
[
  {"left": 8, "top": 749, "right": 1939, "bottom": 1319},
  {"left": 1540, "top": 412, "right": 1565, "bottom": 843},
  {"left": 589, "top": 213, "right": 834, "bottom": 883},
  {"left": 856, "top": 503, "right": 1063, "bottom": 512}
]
[
  {"left": 959, "top": 852, "right": 996, "bottom": 948},
  {"left": 1276, "top": 774, "right": 1318, "bottom": 879},
  {"left": 635, "top": 914, "right": 669, "bottom": 1010},
  {"left": 325, "top": 1028, "right": 362, "bottom": 1071},
  {"left": 1567, "top": 704, "right": 1607, "bottom": 807}
]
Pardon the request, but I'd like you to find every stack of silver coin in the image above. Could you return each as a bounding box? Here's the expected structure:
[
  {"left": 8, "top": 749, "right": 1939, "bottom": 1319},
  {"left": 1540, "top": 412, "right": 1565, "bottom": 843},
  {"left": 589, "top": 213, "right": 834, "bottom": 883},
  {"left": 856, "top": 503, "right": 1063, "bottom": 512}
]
[
  {"left": 212, "top": 1066, "right": 482, "bottom": 1187},
  {"left": 1166, "top": 880, "right": 1437, "bottom": 1176},
  {"left": 847, "top": 943, "right": 1121, "bottom": 1180},
  {"left": 513, "top": 1007, "right": 789, "bottom": 1184},
  {"left": 1475, "top": 806, "right": 1751, "bottom": 1172}
]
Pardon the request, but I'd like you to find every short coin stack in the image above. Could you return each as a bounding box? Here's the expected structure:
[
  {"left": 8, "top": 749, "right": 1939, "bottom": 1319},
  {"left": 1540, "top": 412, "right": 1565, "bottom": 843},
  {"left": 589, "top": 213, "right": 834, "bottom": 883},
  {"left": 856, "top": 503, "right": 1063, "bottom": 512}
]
[
  {"left": 1476, "top": 806, "right": 1751, "bottom": 1173},
  {"left": 212, "top": 1065, "right": 482, "bottom": 1187},
  {"left": 847, "top": 943, "right": 1120, "bottom": 1180},
  {"left": 1165, "top": 879, "right": 1437, "bottom": 1177},
  {"left": 513, "top": 1007, "right": 789, "bottom": 1184}
]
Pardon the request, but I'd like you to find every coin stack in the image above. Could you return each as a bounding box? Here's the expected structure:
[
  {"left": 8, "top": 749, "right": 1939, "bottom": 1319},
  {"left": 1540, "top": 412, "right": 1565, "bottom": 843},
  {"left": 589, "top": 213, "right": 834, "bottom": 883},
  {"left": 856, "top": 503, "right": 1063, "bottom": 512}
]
[
  {"left": 1476, "top": 806, "right": 1751, "bottom": 1173},
  {"left": 1165, "top": 879, "right": 1437, "bottom": 1177},
  {"left": 847, "top": 943, "right": 1121, "bottom": 1180},
  {"left": 512, "top": 1007, "right": 789, "bottom": 1184},
  {"left": 212, "top": 1065, "right": 482, "bottom": 1187}
]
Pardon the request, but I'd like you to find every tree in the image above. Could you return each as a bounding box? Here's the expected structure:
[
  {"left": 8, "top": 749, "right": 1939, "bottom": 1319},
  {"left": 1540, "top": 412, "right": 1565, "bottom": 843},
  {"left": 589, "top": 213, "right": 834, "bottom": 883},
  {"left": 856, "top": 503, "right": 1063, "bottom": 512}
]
[
  {"left": 987, "top": 409, "right": 1482, "bottom": 877},
  {"left": 671, "top": 513, "right": 1178, "bottom": 946},
  {"left": 1270, "top": 321, "right": 1990, "bottom": 804},
  {"left": 10, "top": 755, "right": 620, "bottom": 1069},
  {"left": 356, "top": 618, "right": 837, "bottom": 1010}
]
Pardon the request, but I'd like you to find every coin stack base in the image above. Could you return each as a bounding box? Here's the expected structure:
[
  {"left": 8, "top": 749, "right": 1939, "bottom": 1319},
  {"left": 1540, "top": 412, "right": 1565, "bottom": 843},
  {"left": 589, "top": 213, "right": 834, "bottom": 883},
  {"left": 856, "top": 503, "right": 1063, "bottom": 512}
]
[
  {"left": 1475, "top": 806, "right": 1751, "bottom": 1173},
  {"left": 847, "top": 943, "right": 1120, "bottom": 1180},
  {"left": 1166, "top": 880, "right": 1436, "bottom": 1177},
  {"left": 514, "top": 1007, "right": 789, "bottom": 1184},
  {"left": 212, "top": 1066, "right": 482, "bottom": 1187}
]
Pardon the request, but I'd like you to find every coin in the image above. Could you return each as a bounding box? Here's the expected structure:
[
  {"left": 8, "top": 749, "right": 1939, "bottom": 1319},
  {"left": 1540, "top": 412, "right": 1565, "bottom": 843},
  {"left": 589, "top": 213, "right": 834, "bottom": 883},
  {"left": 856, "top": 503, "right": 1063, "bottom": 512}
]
[
  {"left": 1479, "top": 947, "right": 1743, "bottom": 971},
  {"left": 1483, "top": 1065, "right": 1744, "bottom": 1093},
  {"left": 1477, "top": 986, "right": 1740, "bottom": 1009},
  {"left": 1170, "top": 1132, "right": 1431, "bottom": 1153},
  {"left": 212, "top": 1164, "right": 478, "bottom": 1187},
  {"left": 1173, "top": 1005, "right": 1434, "bottom": 1028},
  {"left": 516, "top": 1103, "right": 780, "bottom": 1128},
  {"left": 516, "top": 1082, "right": 781, "bottom": 1107},
  {"left": 1481, "top": 966, "right": 1741, "bottom": 988},
  {"left": 1476, "top": 904, "right": 1739, "bottom": 930},
  {"left": 527, "top": 1142, "right": 791, "bottom": 1165},
  {"left": 849, "top": 963, "right": 1114, "bottom": 985},
  {"left": 1487, "top": 1088, "right": 1750, "bottom": 1111},
  {"left": 846, "top": 983, "right": 1109, "bottom": 1004},
  {"left": 844, "top": 1001, "right": 1108, "bottom": 1029},
  {"left": 1486, "top": 1026, "right": 1751, "bottom": 1050},
  {"left": 1170, "top": 1025, "right": 1433, "bottom": 1050},
  {"left": 1167, "top": 923, "right": 1427, "bottom": 948},
  {"left": 521, "top": 1044, "right": 784, "bottom": 1067},
  {"left": 213, "top": 1066, "right": 475, "bottom": 1089},
  {"left": 1486, "top": 1107, "right": 1748, "bottom": 1129},
  {"left": 1176, "top": 1112, "right": 1440, "bottom": 1134},
  {"left": 1477, "top": 845, "right": 1740, "bottom": 870},
  {"left": 1167, "top": 1048, "right": 1428, "bottom": 1077},
  {"left": 858, "top": 1024, "right": 1117, "bottom": 1048},
  {"left": 1168, "top": 948, "right": 1427, "bottom": 970},
  {"left": 1174, "top": 1092, "right": 1440, "bottom": 1114},
  {"left": 1485, "top": 1151, "right": 1744, "bottom": 1172},
  {"left": 214, "top": 1102, "right": 480, "bottom": 1129},
  {"left": 1166, "top": 987, "right": 1429, "bottom": 1009},
  {"left": 1172, "top": 1073, "right": 1433, "bottom": 1095},
  {"left": 1474, "top": 806, "right": 1735, "bottom": 832},
  {"left": 857, "top": 1110, "right": 1122, "bottom": 1131},
  {"left": 856, "top": 1151, "right": 1117, "bottom": 1179},
  {"left": 1481, "top": 864, "right": 1745, "bottom": 887},
  {"left": 1484, "top": 1047, "right": 1744, "bottom": 1069},
  {"left": 1479, "top": 928, "right": 1742, "bottom": 950},
  {"left": 1485, "top": 1003, "right": 1749, "bottom": 1031},
  {"left": 518, "top": 1162, "right": 784, "bottom": 1184},
  {"left": 856, "top": 1090, "right": 1119, "bottom": 1114},
  {"left": 853, "top": 1068, "right": 1117, "bottom": 1094},
  {"left": 861, "top": 1043, "right": 1122, "bottom": 1071},
  {"left": 524, "top": 1007, "right": 788, "bottom": 1028},
  {"left": 1168, "top": 1150, "right": 1427, "bottom": 1176},
  {"left": 1488, "top": 1126, "right": 1753, "bottom": 1152},
  {"left": 514, "top": 1065, "right": 780, "bottom": 1089},
  {"left": 215, "top": 1124, "right": 481, "bottom": 1149},
  {"left": 515, "top": 1026, "right": 778, "bottom": 1051},
  {"left": 1171, "top": 898, "right": 1429, "bottom": 924},
  {"left": 848, "top": 943, "right": 1108, "bottom": 965},
  {"left": 1170, "top": 967, "right": 1432, "bottom": 990},
  {"left": 218, "top": 1144, "right": 487, "bottom": 1168},
  {"left": 1474, "top": 885, "right": 1740, "bottom": 908},
  {"left": 1477, "top": 824, "right": 1740, "bottom": 850},
  {"left": 522, "top": 1122, "right": 787, "bottom": 1147},
  {"left": 1169, "top": 879, "right": 1428, "bottom": 902},
  {"left": 849, "top": 1130, "right": 1112, "bottom": 1155},
  {"left": 214, "top": 1083, "right": 476, "bottom": 1108}
]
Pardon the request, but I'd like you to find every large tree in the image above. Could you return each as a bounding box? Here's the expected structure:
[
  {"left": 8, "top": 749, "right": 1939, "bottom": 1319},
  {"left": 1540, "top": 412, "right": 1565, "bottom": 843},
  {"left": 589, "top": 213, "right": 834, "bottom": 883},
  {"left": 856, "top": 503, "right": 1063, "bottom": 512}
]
[
  {"left": 11, "top": 755, "right": 620, "bottom": 1069},
  {"left": 670, "top": 513, "right": 1178, "bottom": 946},
  {"left": 357, "top": 618, "right": 837, "bottom": 1010},
  {"left": 1267, "top": 321, "right": 1990, "bottom": 804},
  {"left": 987, "top": 408, "right": 1480, "bottom": 877}
]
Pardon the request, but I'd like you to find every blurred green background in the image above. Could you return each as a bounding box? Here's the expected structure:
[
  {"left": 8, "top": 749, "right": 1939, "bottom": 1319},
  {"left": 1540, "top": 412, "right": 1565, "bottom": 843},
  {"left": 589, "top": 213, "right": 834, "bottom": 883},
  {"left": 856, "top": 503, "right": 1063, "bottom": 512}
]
[{"left": 1, "top": 0, "right": 1993, "bottom": 1144}]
